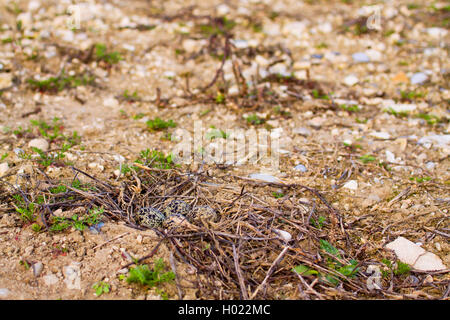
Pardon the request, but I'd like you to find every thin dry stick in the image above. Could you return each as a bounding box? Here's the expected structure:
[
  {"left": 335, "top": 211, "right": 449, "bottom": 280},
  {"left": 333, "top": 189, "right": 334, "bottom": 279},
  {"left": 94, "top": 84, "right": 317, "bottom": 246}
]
[
  {"left": 250, "top": 246, "right": 290, "bottom": 299},
  {"left": 295, "top": 273, "right": 325, "bottom": 299},
  {"left": 232, "top": 244, "right": 249, "bottom": 300},
  {"left": 92, "top": 232, "right": 130, "bottom": 250},
  {"left": 169, "top": 252, "right": 184, "bottom": 300}
]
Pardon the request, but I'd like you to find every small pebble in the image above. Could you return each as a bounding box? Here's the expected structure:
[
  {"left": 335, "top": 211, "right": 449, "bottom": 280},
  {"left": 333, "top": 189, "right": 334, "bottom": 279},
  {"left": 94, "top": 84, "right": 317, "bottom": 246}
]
[
  {"left": 0, "top": 162, "right": 8, "bottom": 176},
  {"left": 410, "top": 72, "right": 428, "bottom": 85},
  {"left": 343, "top": 74, "right": 359, "bottom": 86},
  {"left": 343, "top": 180, "right": 358, "bottom": 190},
  {"left": 352, "top": 52, "right": 370, "bottom": 63},
  {"left": 32, "top": 262, "right": 43, "bottom": 277},
  {"left": 249, "top": 173, "right": 282, "bottom": 183},
  {"left": 294, "top": 164, "right": 307, "bottom": 172},
  {"left": 0, "top": 288, "right": 10, "bottom": 298},
  {"left": 28, "top": 138, "right": 49, "bottom": 152}
]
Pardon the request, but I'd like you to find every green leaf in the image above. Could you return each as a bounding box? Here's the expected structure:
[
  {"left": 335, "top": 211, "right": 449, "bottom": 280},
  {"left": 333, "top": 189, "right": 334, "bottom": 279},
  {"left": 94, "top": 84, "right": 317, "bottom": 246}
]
[
  {"left": 292, "top": 265, "right": 319, "bottom": 276},
  {"left": 319, "top": 239, "right": 341, "bottom": 259}
]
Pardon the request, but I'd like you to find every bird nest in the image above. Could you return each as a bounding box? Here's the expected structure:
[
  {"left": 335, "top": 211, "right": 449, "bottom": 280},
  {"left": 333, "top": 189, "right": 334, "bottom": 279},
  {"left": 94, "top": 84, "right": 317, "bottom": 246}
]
[{"left": 2, "top": 163, "right": 380, "bottom": 299}]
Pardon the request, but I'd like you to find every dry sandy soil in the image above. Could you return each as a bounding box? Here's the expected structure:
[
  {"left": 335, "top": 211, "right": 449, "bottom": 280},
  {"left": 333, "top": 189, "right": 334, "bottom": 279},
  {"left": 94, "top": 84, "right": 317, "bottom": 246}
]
[{"left": 0, "top": 0, "right": 449, "bottom": 300}]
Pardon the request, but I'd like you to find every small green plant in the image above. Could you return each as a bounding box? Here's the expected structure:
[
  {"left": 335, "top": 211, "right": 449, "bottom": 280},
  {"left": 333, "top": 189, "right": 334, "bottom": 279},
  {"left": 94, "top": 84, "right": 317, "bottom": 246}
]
[
  {"left": 2, "top": 37, "right": 13, "bottom": 44},
  {"left": 198, "top": 17, "right": 236, "bottom": 36},
  {"left": 215, "top": 92, "right": 225, "bottom": 104},
  {"left": 394, "top": 261, "right": 411, "bottom": 275},
  {"left": 205, "top": 128, "right": 228, "bottom": 140},
  {"left": 200, "top": 109, "right": 211, "bottom": 117},
  {"left": 126, "top": 258, "right": 175, "bottom": 288},
  {"left": 146, "top": 118, "right": 176, "bottom": 131},
  {"left": 31, "top": 223, "right": 42, "bottom": 232},
  {"left": 384, "top": 108, "right": 408, "bottom": 118},
  {"left": 94, "top": 43, "right": 123, "bottom": 64},
  {"left": 415, "top": 113, "right": 441, "bottom": 125},
  {"left": 50, "top": 185, "right": 67, "bottom": 194},
  {"left": 132, "top": 113, "right": 145, "bottom": 120},
  {"left": 92, "top": 281, "right": 110, "bottom": 297},
  {"left": 272, "top": 192, "right": 284, "bottom": 199},
  {"left": 400, "top": 90, "right": 424, "bottom": 100},
  {"left": 355, "top": 117, "right": 368, "bottom": 124},
  {"left": 1, "top": 152, "right": 8, "bottom": 161},
  {"left": 14, "top": 200, "right": 35, "bottom": 223},
  {"left": 273, "top": 106, "right": 291, "bottom": 117},
  {"left": 359, "top": 154, "right": 376, "bottom": 164},
  {"left": 50, "top": 207, "right": 103, "bottom": 232},
  {"left": 311, "top": 215, "right": 326, "bottom": 229},
  {"left": 311, "top": 89, "right": 330, "bottom": 100},
  {"left": 382, "top": 259, "right": 411, "bottom": 277},
  {"left": 246, "top": 114, "right": 265, "bottom": 125},
  {"left": 27, "top": 72, "right": 95, "bottom": 93},
  {"left": 339, "top": 104, "right": 360, "bottom": 112},
  {"left": 122, "top": 90, "right": 140, "bottom": 102},
  {"left": 20, "top": 260, "right": 30, "bottom": 270},
  {"left": 409, "top": 176, "right": 432, "bottom": 183},
  {"left": 316, "top": 42, "right": 328, "bottom": 49},
  {"left": 319, "top": 239, "right": 359, "bottom": 285},
  {"left": 134, "top": 149, "right": 176, "bottom": 169}
]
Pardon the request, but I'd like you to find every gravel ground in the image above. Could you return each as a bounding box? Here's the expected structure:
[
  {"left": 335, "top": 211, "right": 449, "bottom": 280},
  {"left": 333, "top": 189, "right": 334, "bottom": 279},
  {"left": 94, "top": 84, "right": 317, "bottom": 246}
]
[{"left": 0, "top": 0, "right": 449, "bottom": 300}]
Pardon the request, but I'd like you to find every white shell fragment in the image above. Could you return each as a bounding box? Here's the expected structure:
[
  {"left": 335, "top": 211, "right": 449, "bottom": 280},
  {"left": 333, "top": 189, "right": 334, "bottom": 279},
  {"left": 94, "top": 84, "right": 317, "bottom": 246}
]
[{"left": 385, "top": 237, "right": 447, "bottom": 271}]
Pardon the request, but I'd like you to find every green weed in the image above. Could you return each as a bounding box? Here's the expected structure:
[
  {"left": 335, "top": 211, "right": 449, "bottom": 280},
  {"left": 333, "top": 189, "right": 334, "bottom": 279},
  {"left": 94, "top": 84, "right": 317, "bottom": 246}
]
[{"left": 146, "top": 118, "right": 176, "bottom": 131}]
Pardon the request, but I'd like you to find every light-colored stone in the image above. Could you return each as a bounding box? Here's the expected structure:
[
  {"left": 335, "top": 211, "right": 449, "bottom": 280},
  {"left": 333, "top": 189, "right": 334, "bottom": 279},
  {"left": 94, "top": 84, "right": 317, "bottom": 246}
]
[
  {"left": 0, "top": 73, "right": 12, "bottom": 90},
  {"left": 370, "top": 131, "right": 391, "bottom": 140},
  {"left": 343, "top": 180, "right": 358, "bottom": 190},
  {"left": 28, "top": 138, "right": 49, "bottom": 152},
  {"left": 103, "top": 97, "right": 119, "bottom": 108},
  {"left": 0, "top": 288, "right": 10, "bottom": 298},
  {"left": 63, "top": 262, "right": 81, "bottom": 290},
  {"left": 32, "top": 262, "right": 44, "bottom": 277},
  {"left": 293, "top": 127, "right": 311, "bottom": 136},
  {"left": 273, "top": 229, "right": 292, "bottom": 242},
  {"left": 249, "top": 173, "right": 282, "bottom": 184},
  {"left": 387, "top": 103, "right": 417, "bottom": 113},
  {"left": 0, "top": 162, "right": 8, "bottom": 176},
  {"left": 43, "top": 274, "right": 59, "bottom": 286},
  {"left": 343, "top": 74, "right": 359, "bottom": 86},
  {"left": 385, "top": 237, "right": 447, "bottom": 271}
]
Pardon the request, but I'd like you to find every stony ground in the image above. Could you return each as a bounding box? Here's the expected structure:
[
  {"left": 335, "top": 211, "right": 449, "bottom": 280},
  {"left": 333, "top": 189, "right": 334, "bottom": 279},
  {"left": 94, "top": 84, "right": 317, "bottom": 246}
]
[{"left": 0, "top": 0, "right": 449, "bottom": 300}]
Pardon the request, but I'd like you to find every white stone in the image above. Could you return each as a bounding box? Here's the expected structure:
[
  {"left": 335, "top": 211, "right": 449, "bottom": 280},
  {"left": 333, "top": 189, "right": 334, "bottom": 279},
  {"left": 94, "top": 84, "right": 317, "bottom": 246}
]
[
  {"left": 273, "top": 229, "right": 292, "bottom": 242},
  {"left": 418, "top": 135, "right": 450, "bottom": 149},
  {"left": 0, "top": 73, "right": 12, "bottom": 90},
  {"left": 216, "top": 4, "right": 230, "bottom": 15},
  {"left": 28, "top": 1, "right": 40, "bottom": 11},
  {"left": 370, "top": 131, "right": 391, "bottom": 140},
  {"left": 426, "top": 27, "right": 448, "bottom": 39},
  {"left": 308, "top": 117, "right": 326, "bottom": 129},
  {"left": 63, "top": 262, "right": 81, "bottom": 290},
  {"left": 385, "top": 237, "right": 447, "bottom": 271},
  {"left": 366, "top": 265, "right": 382, "bottom": 290},
  {"left": 343, "top": 75, "right": 359, "bottom": 86},
  {"left": 29, "top": 138, "right": 49, "bottom": 152},
  {"left": 0, "top": 288, "right": 10, "bottom": 298},
  {"left": 365, "top": 49, "right": 382, "bottom": 62},
  {"left": 425, "top": 162, "right": 436, "bottom": 170},
  {"left": 0, "top": 162, "right": 8, "bottom": 176},
  {"left": 343, "top": 180, "right": 358, "bottom": 190},
  {"left": 352, "top": 52, "right": 370, "bottom": 63},
  {"left": 32, "top": 262, "right": 43, "bottom": 277},
  {"left": 103, "top": 97, "right": 119, "bottom": 108},
  {"left": 43, "top": 274, "right": 59, "bottom": 286},
  {"left": 249, "top": 173, "right": 282, "bottom": 184},
  {"left": 410, "top": 72, "right": 428, "bottom": 85},
  {"left": 293, "top": 127, "right": 311, "bottom": 136},
  {"left": 387, "top": 103, "right": 417, "bottom": 113},
  {"left": 318, "top": 22, "right": 332, "bottom": 33}
]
